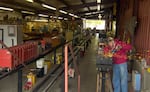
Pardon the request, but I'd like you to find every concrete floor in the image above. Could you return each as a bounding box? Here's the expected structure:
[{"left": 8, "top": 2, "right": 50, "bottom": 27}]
[
  {"left": 48, "top": 36, "right": 98, "bottom": 92},
  {"left": 0, "top": 35, "right": 134, "bottom": 92}
]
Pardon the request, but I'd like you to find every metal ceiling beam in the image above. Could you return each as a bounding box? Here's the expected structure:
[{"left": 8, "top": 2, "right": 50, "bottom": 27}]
[
  {"left": 0, "top": 0, "right": 57, "bottom": 16},
  {"left": 76, "top": 7, "right": 112, "bottom": 15},
  {"left": 80, "top": 0, "right": 90, "bottom": 11},
  {"left": 84, "top": 15, "right": 99, "bottom": 19},
  {"left": 77, "top": 9, "right": 97, "bottom": 15},
  {"left": 61, "top": 2, "right": 97, "bottom": 10},
  {"left": 80, "top": 11, "right": 109, "bottom": 17},
  {"left": 61, "top": 1, "right": 115, "bottom": 10},
  {"left": 57, "top": 0, "right": 70, "bottom": 7},
  {"left": 0, "top": 0, "right": 39, "bottom": 11}
]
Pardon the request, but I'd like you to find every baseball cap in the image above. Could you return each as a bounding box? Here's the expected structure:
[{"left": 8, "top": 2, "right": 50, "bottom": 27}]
[{"left": 107, "top": 37, "right": 114, "bottom": 42}]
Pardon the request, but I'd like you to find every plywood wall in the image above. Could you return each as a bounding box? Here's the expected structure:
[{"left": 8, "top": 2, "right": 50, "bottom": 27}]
[{"left": 118, "top": 0, "right": 150, "bottom": 65}]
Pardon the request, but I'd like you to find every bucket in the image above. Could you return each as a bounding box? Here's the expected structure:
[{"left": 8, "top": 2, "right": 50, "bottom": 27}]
[
  {"left": 36, "top": 58, "right": 44, "bottom": 68},
  {"left": 36, "top": 67, "right": 44, "bottom": 78},
  {"left": 44, "top": 61, "right": 51, "bottom": 70},
  {"left": 44, "top": 64, "right": 47, "bottom": 75}
]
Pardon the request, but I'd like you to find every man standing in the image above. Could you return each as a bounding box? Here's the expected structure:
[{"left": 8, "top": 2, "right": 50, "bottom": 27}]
[{"left": 104, "top": 37, "right": 132, "bottom": 92}]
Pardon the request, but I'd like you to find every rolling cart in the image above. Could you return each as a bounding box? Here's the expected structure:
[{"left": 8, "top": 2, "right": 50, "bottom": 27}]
[{"left": 96, "top": 56, "right": 113, "bottom": 92}]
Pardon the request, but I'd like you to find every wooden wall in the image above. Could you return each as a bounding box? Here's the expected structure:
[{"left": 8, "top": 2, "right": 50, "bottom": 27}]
[{"left": 117, "top": 0, "right": 150, "bottom": 65}]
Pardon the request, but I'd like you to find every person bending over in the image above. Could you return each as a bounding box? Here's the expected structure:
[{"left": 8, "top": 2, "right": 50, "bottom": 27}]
[{"left": 104, "top": 37, "right": 132, "bottom": 92}]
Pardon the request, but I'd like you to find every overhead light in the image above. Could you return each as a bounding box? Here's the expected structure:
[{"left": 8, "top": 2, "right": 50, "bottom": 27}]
[
  {"left": 53, "top": 16, "right": 57, "bottom": 19},
  {"left": 0, "top": 7, "right": 13, "bottom": 11},
  {"left": 97, "top": 5, "right": 100, "bottom": 11},
  {"left": 38, "top": 14, "right": 49, "bottom": 17},
  {"left": 85, "top": 13, "right": 91, "bottom": 15},
  {"left": 69, "top": 13, "right": 78, "bottom": 18},
  {"left": 98, "top": 14, "right": 102, "bottom": 19},
  {"left": 69, "top": 13, "right": 74, "bottom": 16},
  {"left": 59, "top": 10, "right": 67, "bottom": 14},
  {"left": 74, "top": 15, "right": 79, "bottom": 18},
  {"left": 42, "top": 4, "right": 56, "bottom": 11},
  {"left": 92, "top": 11, "right": 99, "bottom": 14},
  {"left": 97, "top": 0, "right": 101, "bottom": 3},
  {"left": 21, "top": 11, "right": 35, "bottom": 15},
  {"left": 58, "top": 17, "right": 63, "bottom": 20},
  {"left": 64, "top": 18, "right": 68, "bottom": 20},
  {"left": 82, "top": 18, "right": 86, "bottom": 20},
  {"left": 34, "top": 19, "right": 48, "bottom": 22},
  {"left": 26, "top": 0, "right": 34, "bottom": 3}
]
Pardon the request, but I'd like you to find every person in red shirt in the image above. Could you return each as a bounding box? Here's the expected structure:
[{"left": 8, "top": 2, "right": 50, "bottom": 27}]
[{"left": 104, "top": 37, "right": 132, "bottom": 92}]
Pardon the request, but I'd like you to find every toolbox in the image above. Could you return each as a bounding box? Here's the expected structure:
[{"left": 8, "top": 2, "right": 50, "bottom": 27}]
[{"left": 0, "top": 49, "right": 13, "bottom": 70}]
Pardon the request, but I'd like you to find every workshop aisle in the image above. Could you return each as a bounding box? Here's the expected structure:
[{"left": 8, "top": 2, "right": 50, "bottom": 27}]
[
  {"left": 78, "top": 38, "right": 98, "bottom": 92},
  {"left": 48, "top": 36, "right": 98, "bottom": 92}
]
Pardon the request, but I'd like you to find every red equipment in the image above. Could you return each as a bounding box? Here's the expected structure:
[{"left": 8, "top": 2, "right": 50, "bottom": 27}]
[{"left": 0, "top": 41, "right": 38, "bottom": 70}]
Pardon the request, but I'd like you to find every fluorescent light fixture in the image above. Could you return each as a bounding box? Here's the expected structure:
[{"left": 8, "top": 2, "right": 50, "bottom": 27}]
[
  {"left": 82, "top": 18, "right": 86, "bottom": 20},
  {"left": 53, "top": 16, "right": 57, "bottom": 19},
  {"left": 26, "top": 0, "right": 34, "bottom": 3},
  {"left": 92, "top": 11, "right": 99, "bottom": 14},
  {"left": 64, "top": 18, "right": 68, "bottom": 20},
  {"left": 42, "top": 4, "right": 56, "bottom": 10},
  {"left": 58, "top": 17, "right": 63, "bottom": 19},
  {"left": 59, "top": 10, "right": 67, "bottom": 14},
  {"left": 74, "top": 15, "right": 78, "bottom": 18},
  {"left": 97, "top": 0, "right": 101, "bottom": 3},
  {"left": 97, "top": 5, "right": 100, "bottom": 11},
  {"left": 34, "top": 19, "right": 48, "bottom": 22},
  {"left": 38, "top": 14, "right": 49, "bottom": 17},
  {"left": 0, "top": 7, "right": 13, "bottom": 11},
  {"left": 69, "top": 13, "right": 74, "bottom": 16},
  {"left": 69, "top": 13, "right": 78, "bottom": 18},
  {"left": 50, "top": 16, "right": 57, "bottom": 18},
  {"left": 21, "top": 11, "right": 35, "bottom": 14},
  {"left": 85, "top": 13, "right": 91, "bottom": 15}
]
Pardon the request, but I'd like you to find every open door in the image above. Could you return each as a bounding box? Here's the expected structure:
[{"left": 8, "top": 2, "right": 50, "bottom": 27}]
[{"left": 0, "top": 29, "right": 4, "bottom": 48}]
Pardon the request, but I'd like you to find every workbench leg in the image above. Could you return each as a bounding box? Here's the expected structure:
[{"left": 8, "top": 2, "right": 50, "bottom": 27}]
[
  {"left": 105, "top": 73, "right": 109, "bottom": 92},
  {"left": 101, "top": 72, "right": 105, "bottom": 92},
  {"left": 108, "top": 73, "right": 113, "bottom": 92},
  {"left": 96, "top": 73, "right": 99, "bottom": 92},
  {"left": 18, "top": 69, "right": 22, "bottom": 92},
  {"left": 54, "top": 49, "right": 56, "bottom": 64},
  {"left": 97, "top": 72, "right": 102, "bottom": 92}
]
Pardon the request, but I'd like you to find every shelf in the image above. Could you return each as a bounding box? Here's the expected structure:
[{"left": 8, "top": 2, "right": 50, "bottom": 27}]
[{"left": 0, "top": 36, "right": 86, "bottom": 80}]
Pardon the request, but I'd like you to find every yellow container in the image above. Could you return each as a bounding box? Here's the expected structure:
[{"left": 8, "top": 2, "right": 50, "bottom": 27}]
[
  {"left": 27, "top": 72, "right": 36, "bottom": 86},
  {"left": 44, "top": 61, "right": 52, "bottom": 71},
  {"left": 51, "top": 54, "right": 62, "bottom": 64},
  {"left": 56, "top": 55, "right": 62, "bottom": 64},
  {"left": 147, "top": 68, "right": 150, "bottom": 73}
]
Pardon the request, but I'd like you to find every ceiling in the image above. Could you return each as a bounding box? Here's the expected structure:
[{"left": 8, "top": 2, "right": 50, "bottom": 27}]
[{"left": 0, "top": 0, "right": 116, "bottom": 19}]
